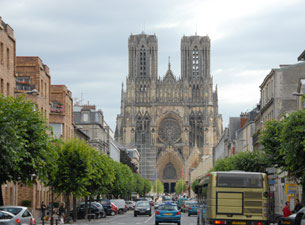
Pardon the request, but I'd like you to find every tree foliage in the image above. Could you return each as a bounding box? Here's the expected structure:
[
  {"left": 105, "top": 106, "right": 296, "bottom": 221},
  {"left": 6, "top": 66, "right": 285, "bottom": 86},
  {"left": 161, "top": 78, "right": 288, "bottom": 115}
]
[
  {"left": 143, "top": 179, "right": 152, "bottom": 195},
  {"left": 259, "top": 109, "right": 305, "bottom": 204},
  {"left": 152, "top": 179, "right": 164, "bottom": 194},
  {"left": 175, "top": 178, "right": 187, "bottom": 194},
  {"left": 209, "top": 151, "right": 271, "bottom": 173},
  {"left": 0, "top": 95, "right": 52, "bottom": 205}
]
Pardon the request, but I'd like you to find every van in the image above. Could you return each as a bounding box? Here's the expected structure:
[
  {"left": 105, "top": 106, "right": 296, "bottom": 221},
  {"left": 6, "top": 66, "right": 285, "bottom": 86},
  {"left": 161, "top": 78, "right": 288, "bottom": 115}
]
[{"left": 110, "top": 199, "right": 127, "bottom": 214}]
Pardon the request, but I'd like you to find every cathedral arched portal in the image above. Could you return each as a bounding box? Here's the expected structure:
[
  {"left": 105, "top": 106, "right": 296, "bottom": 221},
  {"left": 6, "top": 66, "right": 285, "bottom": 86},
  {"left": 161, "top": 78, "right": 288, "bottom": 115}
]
[{"left": 157, "top": 147, "right": 183, "bottom": 193}]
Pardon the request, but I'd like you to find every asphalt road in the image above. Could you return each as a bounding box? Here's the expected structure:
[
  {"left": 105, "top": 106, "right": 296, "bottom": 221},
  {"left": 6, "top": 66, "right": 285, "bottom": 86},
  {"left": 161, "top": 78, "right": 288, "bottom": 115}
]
[{"left": 73, "top": 210, "right": 198, "bottom": 225}]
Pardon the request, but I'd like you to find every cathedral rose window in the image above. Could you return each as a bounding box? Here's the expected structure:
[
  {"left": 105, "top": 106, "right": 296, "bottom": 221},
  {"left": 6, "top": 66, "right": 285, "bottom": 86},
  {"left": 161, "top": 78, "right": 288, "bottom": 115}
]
[
  {"left": 163, "top": 163, "right": 177, "bottom": 180},
  {"left": 158, "top": 118, "right": 181, "bottom": 144}
]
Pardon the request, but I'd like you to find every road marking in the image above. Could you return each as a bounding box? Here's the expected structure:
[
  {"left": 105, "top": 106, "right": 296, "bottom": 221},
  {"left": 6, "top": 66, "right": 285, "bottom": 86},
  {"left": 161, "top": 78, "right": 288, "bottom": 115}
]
[{"left": 144, "top": 213, "right": 154, "bottom": 223}]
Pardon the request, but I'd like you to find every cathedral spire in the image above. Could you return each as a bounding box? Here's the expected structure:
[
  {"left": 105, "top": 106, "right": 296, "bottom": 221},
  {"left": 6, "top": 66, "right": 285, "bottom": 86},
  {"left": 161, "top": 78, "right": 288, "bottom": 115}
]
[{"left": 168, "top": 56, "right": 171, "bottom": 70}]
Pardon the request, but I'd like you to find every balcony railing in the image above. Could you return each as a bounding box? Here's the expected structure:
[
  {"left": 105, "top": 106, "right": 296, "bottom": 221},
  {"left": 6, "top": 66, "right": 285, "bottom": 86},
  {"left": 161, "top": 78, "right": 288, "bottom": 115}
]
[
  {"left": 50, "top": 102, "right": 64, "bottom": 113},
  {"left": 16, "top": 82, "right": 36, "bottom": 91}
]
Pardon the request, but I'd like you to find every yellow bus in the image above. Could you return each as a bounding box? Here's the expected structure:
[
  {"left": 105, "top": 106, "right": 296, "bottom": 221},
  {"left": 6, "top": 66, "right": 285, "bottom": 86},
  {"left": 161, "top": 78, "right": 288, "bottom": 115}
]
[{"left": 205, "top": 171, "right": 269, "bottom": 225}]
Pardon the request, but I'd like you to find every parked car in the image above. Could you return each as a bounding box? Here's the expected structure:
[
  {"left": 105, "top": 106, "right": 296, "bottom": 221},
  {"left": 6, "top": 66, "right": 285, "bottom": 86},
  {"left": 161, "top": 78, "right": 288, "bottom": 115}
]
[
  {"left": 73, "top": 202, "right": 106, "bottom": 219},
  {"left": 126, "top": 201, "right": 135, "bottom": 210},
  {"left": 110, "top": 203, "right": 118, "bottom": 215},
  {"left": 279, "top": 207, "right": 305, "bottom": 225},
  {"left": 155, "top": 202, "right": 181, "bottom": 225},
  {"left": 134, "top": 201, "right": 152, "bottom": 217},
  {"left": 99, "top": 200, "right": 114, "bottom": 216},
  {"left": 0, "top": 210, "right": 21, "bottom": 225},
  {"left": 0, "top": 206, "right": 36, "bottom": 225},
  {"left": 188, "top": 202, "right": 199, "bottom": 216},
  {"left": 110, "top": 199, "right": 127, "bottom": 214}
]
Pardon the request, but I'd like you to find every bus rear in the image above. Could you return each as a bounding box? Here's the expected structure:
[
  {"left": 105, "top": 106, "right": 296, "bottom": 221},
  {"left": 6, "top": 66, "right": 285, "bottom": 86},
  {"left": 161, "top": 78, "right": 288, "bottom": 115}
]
[{"left": 206, "top": 171, "right": 269, "bottom": 225}]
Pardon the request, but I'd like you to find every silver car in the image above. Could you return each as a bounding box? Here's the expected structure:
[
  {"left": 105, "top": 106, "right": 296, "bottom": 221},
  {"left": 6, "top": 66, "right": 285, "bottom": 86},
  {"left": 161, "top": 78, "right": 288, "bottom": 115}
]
[
  {"left": 0, "top": 206, "right": 36, "bottom": 225},
  {"left": 0, "top": 210, "right": 20, "bottom": 225}
]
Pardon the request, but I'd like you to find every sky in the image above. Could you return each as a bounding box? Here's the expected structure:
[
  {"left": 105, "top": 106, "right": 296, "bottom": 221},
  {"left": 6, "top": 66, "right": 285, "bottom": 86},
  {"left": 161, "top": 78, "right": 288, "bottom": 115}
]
[{"left": 1, "top": 0, "right": 305, "bottom": 131}]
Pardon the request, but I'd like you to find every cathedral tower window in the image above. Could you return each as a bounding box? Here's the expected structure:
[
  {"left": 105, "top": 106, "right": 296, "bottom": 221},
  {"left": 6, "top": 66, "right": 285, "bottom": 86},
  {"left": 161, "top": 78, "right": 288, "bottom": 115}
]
[
  {"left": 192, "top": 46, "right": 199, "bottom": 77},
  {"left": 140, "top": 46, "right": 146, "bottom": 77}
]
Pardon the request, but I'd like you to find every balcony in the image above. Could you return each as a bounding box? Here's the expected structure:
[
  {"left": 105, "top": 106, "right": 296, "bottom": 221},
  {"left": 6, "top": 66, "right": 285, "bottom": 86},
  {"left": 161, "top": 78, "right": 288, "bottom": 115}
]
[
  {"left": 50, "top": 102, "right": 64, "bottom": 113},
  {"left": 16, "top": 81, "right": 36, "bottom": 91}
]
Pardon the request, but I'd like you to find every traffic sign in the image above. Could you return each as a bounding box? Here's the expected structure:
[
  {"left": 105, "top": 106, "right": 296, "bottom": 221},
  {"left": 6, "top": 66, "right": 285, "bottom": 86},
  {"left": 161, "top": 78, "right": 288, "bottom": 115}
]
[
  {"left": 269, "top": 180, "right": 276, "bottom": 185},
  {"left": 269, "top": 175, "right": 277, "bottom": 180}
]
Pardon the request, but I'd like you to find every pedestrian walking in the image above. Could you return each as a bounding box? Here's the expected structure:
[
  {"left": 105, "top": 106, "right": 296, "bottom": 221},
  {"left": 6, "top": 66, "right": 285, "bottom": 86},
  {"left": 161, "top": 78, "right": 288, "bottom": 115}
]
[
  {"left": 41, "top": 201, "right": 46, "bottom": 220},
  {"left": 283, "top": 202, "right": 292, "bottom": 217},
  {"left": 58, "top": 202, "right": 65, "bottom": 223},
  {"left": 293, "top": 199, "right": 303, "bottom": 213}
]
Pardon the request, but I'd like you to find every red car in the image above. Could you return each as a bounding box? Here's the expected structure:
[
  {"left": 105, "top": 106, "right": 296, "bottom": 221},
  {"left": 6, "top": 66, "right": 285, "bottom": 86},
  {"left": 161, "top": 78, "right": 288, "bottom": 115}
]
[{"left": 111, "top": 203, "right": 118, "bottom": 215}]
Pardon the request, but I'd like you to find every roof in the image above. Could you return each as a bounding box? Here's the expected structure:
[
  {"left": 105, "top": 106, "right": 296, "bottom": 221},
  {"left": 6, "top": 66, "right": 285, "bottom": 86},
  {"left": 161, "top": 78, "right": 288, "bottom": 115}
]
[{"left": 298, "top": 50, "right": 305, "bottom": 61}]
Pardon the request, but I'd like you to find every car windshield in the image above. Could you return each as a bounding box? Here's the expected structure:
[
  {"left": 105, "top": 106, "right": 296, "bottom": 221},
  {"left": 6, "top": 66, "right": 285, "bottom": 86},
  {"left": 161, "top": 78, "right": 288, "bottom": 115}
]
[
  {"left": 159, "top": 205, "right": 178, "bottom": 211},
  {"left": 136, "top": 201, "right": 149, "bottom": 207},
  {"left": 0, "top": 208, "right": 22, "bottom": 215}
]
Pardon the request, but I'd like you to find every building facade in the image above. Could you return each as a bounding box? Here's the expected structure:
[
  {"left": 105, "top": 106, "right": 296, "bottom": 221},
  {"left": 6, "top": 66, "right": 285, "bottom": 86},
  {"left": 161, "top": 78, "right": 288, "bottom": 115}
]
[
  {"left": 0, "top": 17, "right": 16, "bottom": 96},
  {"left": 49, "top": 85, "right": 74, "bottom": 140},
  {"left": 115, "top": 33, "right": 222, "bottom": 192}
]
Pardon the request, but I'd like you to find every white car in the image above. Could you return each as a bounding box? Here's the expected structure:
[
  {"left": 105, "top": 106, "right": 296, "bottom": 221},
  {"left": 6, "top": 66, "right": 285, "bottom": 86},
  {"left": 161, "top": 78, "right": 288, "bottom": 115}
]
[
  {"left": 0, "top": 206, "right": 36, "bottom": 225},
  {"left": 125, "top": 201, "right": 135, "bottom": 210}
]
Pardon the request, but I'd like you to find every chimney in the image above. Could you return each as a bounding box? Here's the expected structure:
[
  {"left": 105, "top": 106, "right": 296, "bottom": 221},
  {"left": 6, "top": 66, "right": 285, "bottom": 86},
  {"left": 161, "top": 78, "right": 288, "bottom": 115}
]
[{"left": 240, "top": 112, "right": 248, "bottom": 128}]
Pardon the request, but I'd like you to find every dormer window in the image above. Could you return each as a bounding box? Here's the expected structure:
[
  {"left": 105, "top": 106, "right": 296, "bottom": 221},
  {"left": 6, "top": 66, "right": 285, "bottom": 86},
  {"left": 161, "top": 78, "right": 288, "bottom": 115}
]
[
  {"left": 81, "top": 112, "right": 90, "bottom": 122},
  {"left": 192, "top": 47, "right": 199, "bottom": 77}
]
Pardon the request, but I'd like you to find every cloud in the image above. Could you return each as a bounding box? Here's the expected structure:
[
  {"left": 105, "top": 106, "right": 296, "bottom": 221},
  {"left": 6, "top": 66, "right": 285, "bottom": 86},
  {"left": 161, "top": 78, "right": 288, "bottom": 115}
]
[{"left": 1, "top": 0, "right": 305, "bottom": 130}]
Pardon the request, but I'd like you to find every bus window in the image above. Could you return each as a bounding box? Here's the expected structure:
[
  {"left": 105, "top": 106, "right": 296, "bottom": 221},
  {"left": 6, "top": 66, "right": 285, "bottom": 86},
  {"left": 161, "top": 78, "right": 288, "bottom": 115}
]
[{"left": 217, "top": 173, "right": 263, "bottom": 188}]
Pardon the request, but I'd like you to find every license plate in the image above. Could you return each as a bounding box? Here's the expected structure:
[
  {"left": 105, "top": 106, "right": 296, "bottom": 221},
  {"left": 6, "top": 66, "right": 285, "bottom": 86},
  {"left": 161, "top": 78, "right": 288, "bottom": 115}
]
[
  {"left": 283, "top": 222, "right": 291, "bottom": 224},
  {"left": 164, "top": 213, "right": 172, "bottom": 215},
  {"left": 232, "top": 222, "right": 246, "bottom": 225}
]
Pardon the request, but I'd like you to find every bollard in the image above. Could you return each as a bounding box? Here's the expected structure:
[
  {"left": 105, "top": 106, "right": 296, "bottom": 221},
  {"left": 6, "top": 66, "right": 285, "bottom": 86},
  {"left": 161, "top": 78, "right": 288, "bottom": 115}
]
[{"left": 42, "top": 219, "right": 44, "bottom": 225}]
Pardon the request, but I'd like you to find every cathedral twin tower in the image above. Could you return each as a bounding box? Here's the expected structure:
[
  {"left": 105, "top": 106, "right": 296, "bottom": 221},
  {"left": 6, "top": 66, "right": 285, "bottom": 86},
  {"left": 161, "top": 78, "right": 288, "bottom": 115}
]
[{"left": 115, "top": 32, "right": 222, "bottom": 193}]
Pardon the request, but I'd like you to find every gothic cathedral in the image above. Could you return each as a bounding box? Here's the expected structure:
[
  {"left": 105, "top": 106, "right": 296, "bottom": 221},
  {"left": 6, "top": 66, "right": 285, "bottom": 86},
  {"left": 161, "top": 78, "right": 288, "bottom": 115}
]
[{"left": 115, "top": 33, "right": 222, "bottom": 193}]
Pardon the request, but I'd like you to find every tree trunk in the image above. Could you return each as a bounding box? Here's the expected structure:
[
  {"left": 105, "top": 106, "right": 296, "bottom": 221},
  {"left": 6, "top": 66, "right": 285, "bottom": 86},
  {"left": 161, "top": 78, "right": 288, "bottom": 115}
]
[
  {"left": 301, "top": 180, "right": 305, "bottom": 205},
  {"left": 73, "top": 195, "right": 77, "bottom": 222},
  {"left": 0, "top": 185, "right": 4, "bottom": 206},
  {"left": 65, "top": 194, "right": 70, "bottom": 222},
  {"left": 84, "top": 196, "right": 88, "bottom": 220}
]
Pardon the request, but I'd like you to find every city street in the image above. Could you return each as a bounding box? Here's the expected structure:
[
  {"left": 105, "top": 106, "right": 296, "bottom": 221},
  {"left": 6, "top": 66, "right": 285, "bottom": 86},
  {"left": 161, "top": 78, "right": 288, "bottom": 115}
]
[{"left": 71, "top": 210, "right": 197, "bottom": 225}]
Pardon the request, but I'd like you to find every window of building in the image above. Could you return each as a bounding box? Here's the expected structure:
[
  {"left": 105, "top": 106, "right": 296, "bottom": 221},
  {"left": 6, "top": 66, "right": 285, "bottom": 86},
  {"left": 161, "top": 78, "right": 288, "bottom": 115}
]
[
  {"left": 0, "top": 42, "right": 3, "bottom": 64},
  {"left": 82, "top": 112, "right": 89, "bottom": 122},
  {"left": 140, "top": 46, "right": 146, "bottom": 77},
  {"left": 6, "top": 82, "right": 10, "bottom": 96},
  {"left": 0, "top": 79, "right": 3, "bottom": 94},
  {"left": 192, "top": 47, "right": 199, "bottom": 77},
  {"left": 16, "top": 77, "right": 31, "bottom": 91},
  {"left": 6, "top": 48, "right": 9, "bottom": 69}
]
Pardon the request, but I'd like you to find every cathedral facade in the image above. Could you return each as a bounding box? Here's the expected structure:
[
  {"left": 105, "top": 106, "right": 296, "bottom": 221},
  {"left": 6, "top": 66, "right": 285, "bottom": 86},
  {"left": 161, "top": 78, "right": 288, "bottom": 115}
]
[{"left": 115, "top": 33, "right": 222, "bottom": 193}]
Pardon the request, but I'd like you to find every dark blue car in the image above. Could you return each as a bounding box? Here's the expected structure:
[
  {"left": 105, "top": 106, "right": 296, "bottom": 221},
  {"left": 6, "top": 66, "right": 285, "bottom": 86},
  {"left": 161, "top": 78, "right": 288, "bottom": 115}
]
[
  {"left": 99, "top": 199, "right": 115, "bottom": 216},
  {"left": 155, "top": 202, "right": 181, "bottom": 225}
]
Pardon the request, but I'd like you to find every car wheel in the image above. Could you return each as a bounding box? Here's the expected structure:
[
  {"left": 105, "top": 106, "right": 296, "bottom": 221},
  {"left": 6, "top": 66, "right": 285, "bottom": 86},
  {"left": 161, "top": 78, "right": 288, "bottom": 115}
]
[
  {"left": 188, "top": 213, "right": 190, "bottom": 216},
  {"left": 177, "top": 222, "right": 181, "bottom": 225},
  {"left": 119, "top": 209, "right": 123, "bottom": 214},
  {"left": 155, "top": 222, "right": 158, "bottom": 225},
  {"left": 134, "top": 213, "right": 137, "bottom": 217}
]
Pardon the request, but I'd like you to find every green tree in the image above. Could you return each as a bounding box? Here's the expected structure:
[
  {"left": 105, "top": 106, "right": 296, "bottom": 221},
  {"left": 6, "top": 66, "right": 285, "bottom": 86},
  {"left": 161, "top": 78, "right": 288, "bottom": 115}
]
[
  {"left": 209, "top": 151, "right": 271, "bottom": 173},
  {"left": 134, "top": 173, "right": 145, "bottom": 196},
  {"left": 175, "top": 178, "right": 187, "bottom": 194},
  {"left": 143, "top": 179, "right": 152, "bottom": 196},
  {"left": 280, "top": 110, "right": 305, "bottom": 204},
  {"left": 152, "top": 179, "right": 164, "bottom": 195},
  {"left": 0, "top": 95, "right": 52, "bottom": 206},
  {"left": 52, "top": 138, "right": 94, "bottom": 212},
  {"left": 191, "top": 179, "right": 200, "bottom": 194},
  {"left": 111, "top": 162, "right": 134, "bottom": 198},
  {"left": 259, "top": 119, "right": 285, "bottom": 167}
]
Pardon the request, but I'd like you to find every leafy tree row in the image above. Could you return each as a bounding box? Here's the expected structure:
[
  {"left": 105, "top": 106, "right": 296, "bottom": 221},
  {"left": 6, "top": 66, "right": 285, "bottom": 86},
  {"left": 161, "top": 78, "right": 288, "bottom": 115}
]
[{"left": 0, "top": 95, "right": 152, "bottom": 208}]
